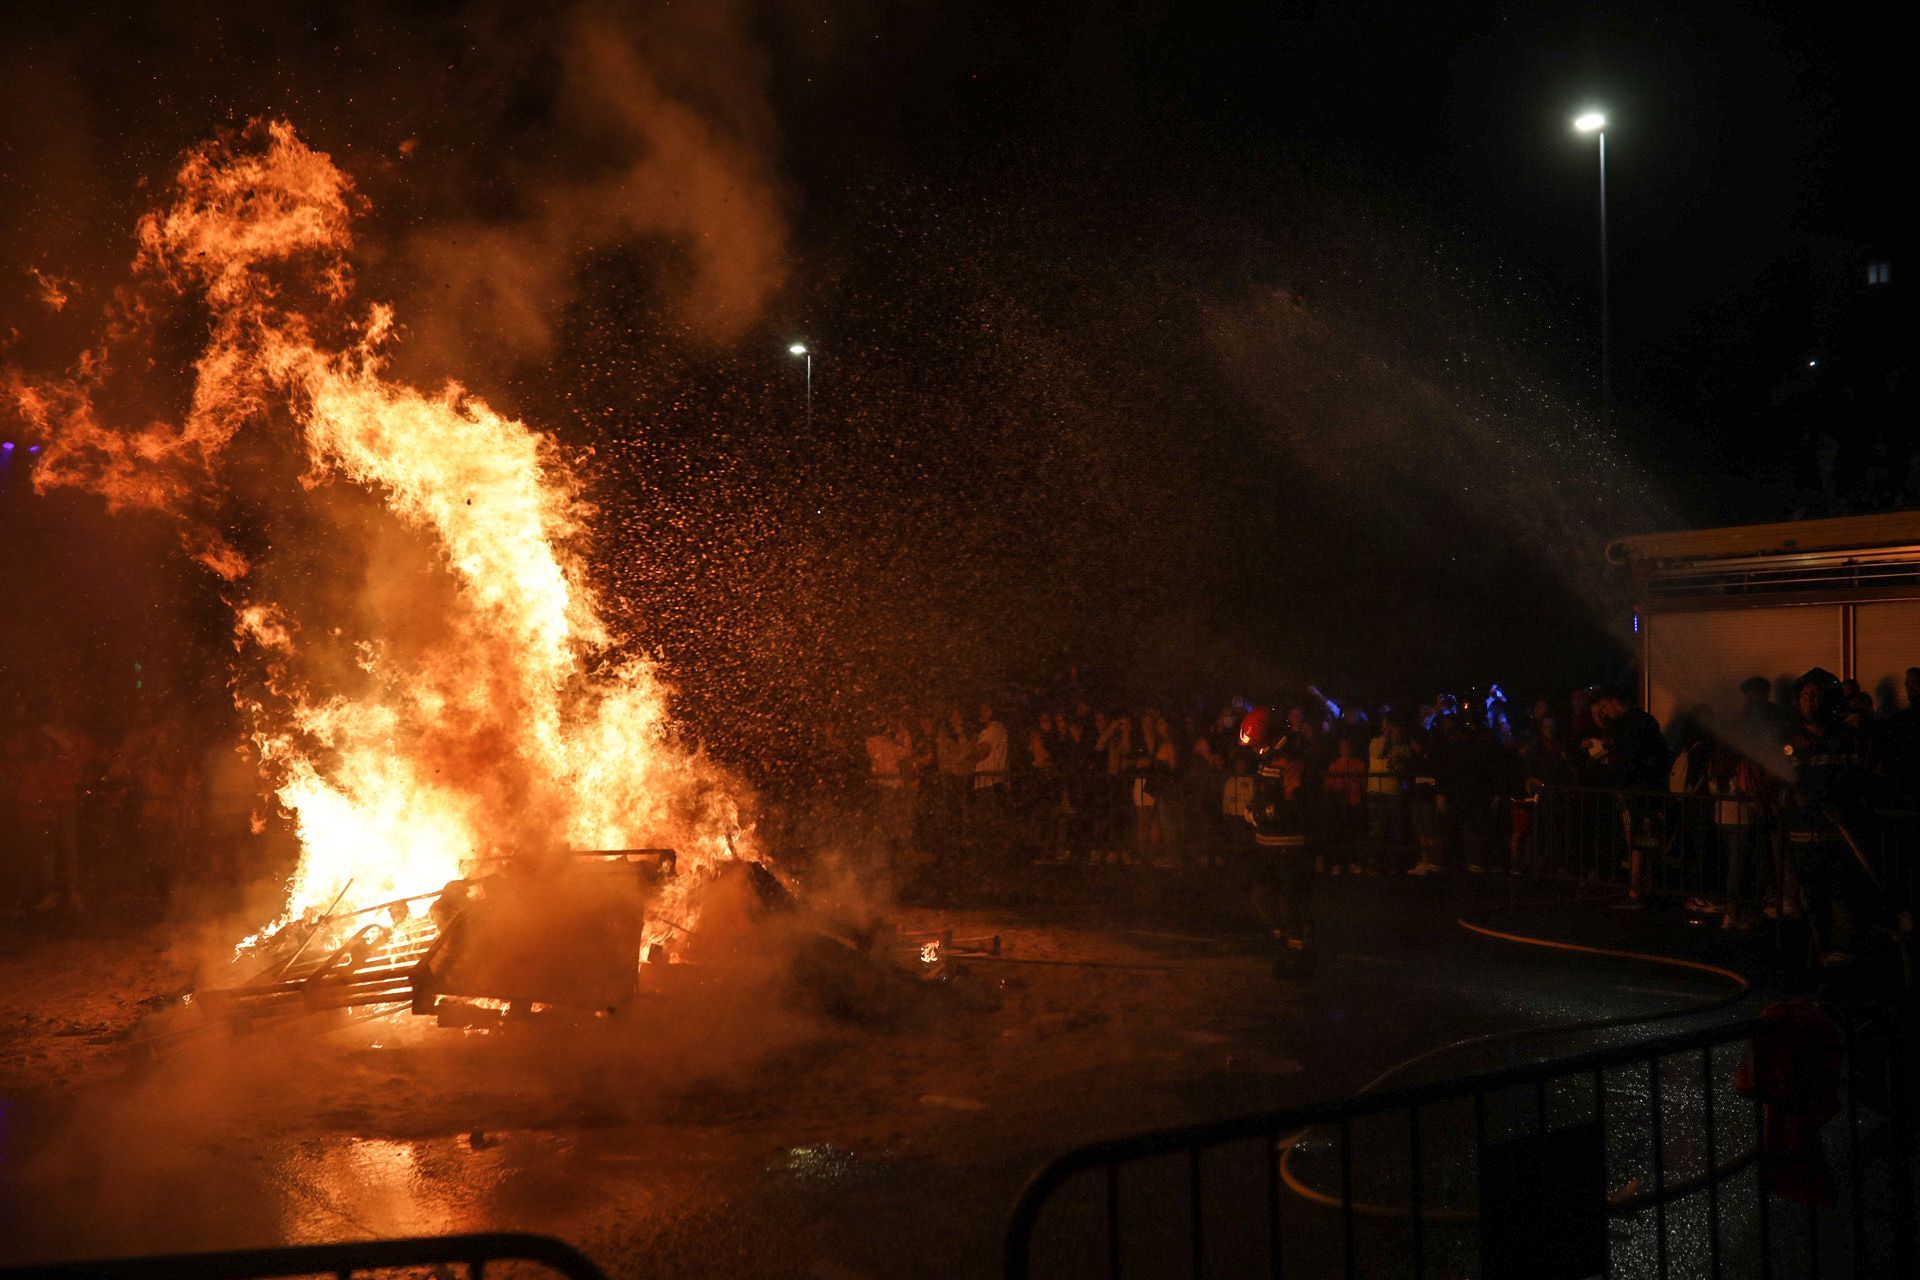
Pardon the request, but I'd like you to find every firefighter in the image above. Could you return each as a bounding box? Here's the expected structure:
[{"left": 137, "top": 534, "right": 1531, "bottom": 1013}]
[
  {"left": 1783, "top": 669, "right": 1870, "bottom": 965},
  {"left": 1239, "top": 707, "right": 1316, "bottom": 975}
]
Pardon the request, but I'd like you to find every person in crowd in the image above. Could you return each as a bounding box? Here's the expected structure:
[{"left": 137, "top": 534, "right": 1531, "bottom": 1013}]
[
  {"left": 1323, "top": 735, "right": 1367, "bottom": 874},
  {"left": 1667, "top": 705, "right": 1717, "bottom": 790},
  {"left": 1588, "top": 685, "right": 1671, "bottom": 902},
  {"left": 1405, "top": 727, "right": 1443, "bottom": 877},
  {"left": 1025, "top": 712, "right": 1054, "bottom": 772},
  {"left": 1889, "top": 667, "right": 1920, "bottom": 800},
  {"left": 1514, "top": 716, "right": 1576, "bottom": 876},
  {"left": 1436, "top": 707, "right": 1503, "bottom": 874},
  {"left": 1338, "top": 705, "right": 1372, "bottom": 755},
  {"left": 935, "top": 708, "right": 975, "bottom": 860},
  {"left": 864, "top": 718, "right": 915, "bottom": 874},
  {"left": 1670, "top": 706, "right": 1725, "bottom": 916},
  {"left": 1730, "top": 676, "right": 1792, "bottom": 755},
  {"left": 1099, "top": 709, "right": 1132, "bottom": 774},
  {"left": 1291, "top": 714, "right": 1329, "bottom": 856},
  {"left": 1707, "top": 729, "right": 1770, "bottom": 931},
  {"left": 1726, "top": 676, "right": 1796, "bottom": 912},
  {"left": 1150, "top": 713, "right": 1180, "bottom": 860},
  {"left": 1025, "top": 713, "right": 1064, "bottom": 858},
  {"left": 972, "top": 702, "right": 1010, "bottom": 809},
  {"left": 1055, "top": 708, "right": 1092, "bottom": 861},
  {"left": 1484, "top": 688, "right": 1517, "bottom": 745},
  {"left": 1185, "top": 732, "right": 1226, "bottom": 866},
  {"left": 1521, "top": 716, "right": 1577, "bottom": 789},
  {"left": 1784, "top": 671, "right": 1870, "bottom": 964},
  {"left": 1126, "top": 712, "right": 1167, "bottom": 865},
  {"left": 908, "top": 713, "right": 939, "bottom": 854},
  {"left": 1365, "top": 718, "right": 1413, "bottom": 874},
  {"left": 1087, "top": 709, "right": 1111, "bottom": 857},
  {"left": 911, "top": 715, "right": 939, "bottom": 782},
  {"left": 1075, "top": 711, "right": 1101, "bottom": 859},
  {"left": 1187, "top": 731, "right": 1221, "bottom": 775},
  {"left": 1587, "top": 687, "right": 1670, "bottom": 791},
  {"left": 1212, "top": 702, "right": 1243, "bottom": 748},
  {"left": 1568, "top": 687, "right": 1601, "bottom": 763},
  {"left": 1097, "top": 711, "right": 1132, "bottom": 862}
]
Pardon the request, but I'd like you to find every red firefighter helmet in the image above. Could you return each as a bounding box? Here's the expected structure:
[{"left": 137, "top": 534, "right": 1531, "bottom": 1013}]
[{"left": 1239, "top": 706, "right": 1274, "bottom": 750}]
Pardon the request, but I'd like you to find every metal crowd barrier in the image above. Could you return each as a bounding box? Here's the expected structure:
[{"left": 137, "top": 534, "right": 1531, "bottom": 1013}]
[
  {"left": 1527, "top": 786, "right": 1920, "bottom": 919},
  {"left": 867, "top": 767, "right": 1411, "bottom": 864},
  {"left": 857, "top": 768, "right": 1920, "bottom": 899},
  {"left": 0, "top": 1232, "right": 607, "bottom": 1280},
  {"left": 1006, "top": 1007, "right": 1914, "bottom": 1279}
]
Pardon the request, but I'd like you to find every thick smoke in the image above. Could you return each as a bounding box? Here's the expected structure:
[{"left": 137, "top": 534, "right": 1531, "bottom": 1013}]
[
  {"left": 0, "top": 2, "right": 789, "bottom": 382},
  {"left": 389, "top": 1, "right": 789, "bottom": 375}
]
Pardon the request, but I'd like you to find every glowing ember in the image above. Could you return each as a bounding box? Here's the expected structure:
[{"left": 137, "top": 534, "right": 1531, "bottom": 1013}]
[
  {"left": 920, "top": 941, "right": 940, "bottom": 965},
  {"left": 11, "top": 120, "right": 753, "bottom": 946}
]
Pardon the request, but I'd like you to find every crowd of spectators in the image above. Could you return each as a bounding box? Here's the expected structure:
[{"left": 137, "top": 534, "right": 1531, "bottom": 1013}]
[
  {"left": 8, "top": 665, "right": 1919, "bottom": 942},
  {"left": 845, "top": 669, "right": 1920, "bottom": 919}
]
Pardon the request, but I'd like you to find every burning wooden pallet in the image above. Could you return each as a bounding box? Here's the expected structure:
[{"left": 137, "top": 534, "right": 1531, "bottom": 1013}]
[
  {"left": 193, "top": 896, "right": 446, "bottom": 1031},
  {"left": 136, "top": 851, "right": 674, "bottom": 1053}
]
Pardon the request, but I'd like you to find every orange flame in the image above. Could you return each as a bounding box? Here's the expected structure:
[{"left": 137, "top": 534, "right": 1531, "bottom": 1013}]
[{"left": 12, "top": 121, "right": 752, "bottom": 941}]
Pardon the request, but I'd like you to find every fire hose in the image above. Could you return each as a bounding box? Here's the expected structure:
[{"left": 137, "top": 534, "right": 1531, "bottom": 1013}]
[{"left": 1276, "top": 891, "right": 1753, "bottom": 1221}]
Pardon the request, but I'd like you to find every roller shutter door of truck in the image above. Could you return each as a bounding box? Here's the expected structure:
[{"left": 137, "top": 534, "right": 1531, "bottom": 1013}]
[
  {"left": 1645, "top": 606, "right": 1843, "bottom": 728},
  {"left": 1854, "top": 600, "right": 1920, "bottom": 711}
]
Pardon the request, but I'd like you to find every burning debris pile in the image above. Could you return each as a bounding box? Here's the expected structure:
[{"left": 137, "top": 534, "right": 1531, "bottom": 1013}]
[
  {"left": 9, "top": 121, "right": 756, "bottom": 967},
  {"left": 136, "top": 851, "right": 968, "bottom": 1050}
]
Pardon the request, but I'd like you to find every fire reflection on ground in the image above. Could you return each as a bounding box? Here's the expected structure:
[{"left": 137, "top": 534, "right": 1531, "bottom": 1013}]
[{"left": 275, "top": 1138, "right": 458, "bottom": 1242}]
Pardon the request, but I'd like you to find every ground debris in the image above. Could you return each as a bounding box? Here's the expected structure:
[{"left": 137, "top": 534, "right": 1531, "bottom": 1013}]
[
  {"left": 53, "top": 1021, "right": 111, "bottom": 1038},
  {"left": 918, "top": 1094, "right": 988, "bottom": 1112}
]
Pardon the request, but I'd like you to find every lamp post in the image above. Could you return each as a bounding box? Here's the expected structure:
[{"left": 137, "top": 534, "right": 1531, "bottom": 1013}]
[
  {"left": 788, "top": 343, "right": 812, "bottom": 428},
  {"left": 1573, "top": 110, "right": 1609, "bottom": 421}
]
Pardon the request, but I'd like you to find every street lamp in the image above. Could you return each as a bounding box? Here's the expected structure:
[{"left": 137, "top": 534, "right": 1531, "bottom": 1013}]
[
  {"left": 1573, "top": 110, "right": 1609, "bottom": 420},
  {"left": 788, "top": 342, "right": 812, "bottom": 427}
]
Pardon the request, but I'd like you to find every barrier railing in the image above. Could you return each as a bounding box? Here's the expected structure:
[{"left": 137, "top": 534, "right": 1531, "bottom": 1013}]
[
  {"left": 852, "top": 769, "right": 1920, "bottom": 912},
  {"left": 0, "top": 1231, "right": 608, "bottom": 1280},
  {"left": 1005, "top": 1006, "right": 1914, "bottom": 1279},
  {"left": 1525, "top": 786, "right": 1920, "bottom": 921}
]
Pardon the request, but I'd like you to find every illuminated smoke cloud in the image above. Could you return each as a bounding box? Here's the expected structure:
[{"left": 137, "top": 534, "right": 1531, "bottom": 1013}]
[{"left": 394, "top": 0, "right": 789, "bottom": 371}]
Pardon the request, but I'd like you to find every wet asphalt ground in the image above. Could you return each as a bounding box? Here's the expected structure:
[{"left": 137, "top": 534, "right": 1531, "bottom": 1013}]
[{"left": 0, "top": 871, "right": 1857, "bottom": 1277}]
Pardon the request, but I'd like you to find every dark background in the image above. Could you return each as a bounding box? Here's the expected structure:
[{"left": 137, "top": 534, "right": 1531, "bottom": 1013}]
[{"left": 0, "top": 1, "right": 1903, "bottom": 770}]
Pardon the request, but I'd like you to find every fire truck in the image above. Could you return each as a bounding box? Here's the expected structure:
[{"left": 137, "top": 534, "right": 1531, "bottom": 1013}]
[{"left": 1608, "top": 510, "right": 1920, "bottom": 727}]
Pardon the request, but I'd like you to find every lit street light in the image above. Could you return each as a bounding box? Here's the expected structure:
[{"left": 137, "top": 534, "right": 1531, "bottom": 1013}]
[
  {"left": 1573, "top": 109, "right": 1609, "bottom": 420},
  {"left": 788, "top": 342, "right": 812, "bottom": 427}
]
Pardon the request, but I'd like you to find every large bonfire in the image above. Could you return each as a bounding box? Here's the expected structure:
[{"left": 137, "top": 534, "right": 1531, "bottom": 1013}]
[{"left": 9, "top": 121, "right": 751, "bottom": 944}]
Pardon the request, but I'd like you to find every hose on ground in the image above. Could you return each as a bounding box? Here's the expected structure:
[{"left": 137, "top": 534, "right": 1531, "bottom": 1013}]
[{"left": 1277, "top": 892, "right": 1751, "bottom": 1221}]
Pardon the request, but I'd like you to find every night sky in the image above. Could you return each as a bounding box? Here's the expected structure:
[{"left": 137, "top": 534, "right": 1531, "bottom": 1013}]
[{"left": 0, "top": 1, "right": 1897, "bottom": 765}]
